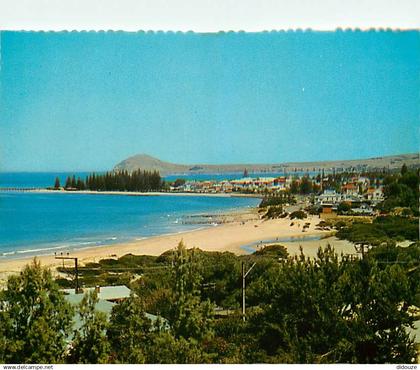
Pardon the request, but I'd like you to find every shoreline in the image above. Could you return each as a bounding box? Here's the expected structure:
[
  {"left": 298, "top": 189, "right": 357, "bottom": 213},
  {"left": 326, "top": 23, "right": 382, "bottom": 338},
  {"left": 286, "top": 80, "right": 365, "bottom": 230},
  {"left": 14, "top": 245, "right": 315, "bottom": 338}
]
[
  {"left": 0, "top": 212, "right": 350, "bottom": 285},
  {"left": 0, "top": 188, "right": 262, "bottom": 198},
  {"left": 0, "top": 205, "right": 259, "bottom": 260}
]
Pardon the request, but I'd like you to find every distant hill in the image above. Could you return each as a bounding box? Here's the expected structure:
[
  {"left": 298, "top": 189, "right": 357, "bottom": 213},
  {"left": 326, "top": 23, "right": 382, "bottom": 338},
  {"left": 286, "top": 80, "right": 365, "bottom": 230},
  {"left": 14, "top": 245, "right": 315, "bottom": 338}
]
[{"left": 113, "top": 153, "right": 419, "bottom": 176}]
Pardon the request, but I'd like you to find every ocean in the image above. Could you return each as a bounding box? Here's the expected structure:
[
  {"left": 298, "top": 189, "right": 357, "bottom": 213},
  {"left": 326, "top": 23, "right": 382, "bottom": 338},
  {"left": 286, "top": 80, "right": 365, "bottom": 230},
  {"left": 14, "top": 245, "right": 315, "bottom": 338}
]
[{"left": 0, "top": 190, "right": 259, "bottom": 259}]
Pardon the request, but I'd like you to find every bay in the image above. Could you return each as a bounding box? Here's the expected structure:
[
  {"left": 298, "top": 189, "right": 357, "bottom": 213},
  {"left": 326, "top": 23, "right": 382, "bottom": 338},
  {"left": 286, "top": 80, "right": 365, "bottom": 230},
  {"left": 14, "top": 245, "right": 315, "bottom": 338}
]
[{"left": 0, "top": 192, "right": 259, "bottom": 259}]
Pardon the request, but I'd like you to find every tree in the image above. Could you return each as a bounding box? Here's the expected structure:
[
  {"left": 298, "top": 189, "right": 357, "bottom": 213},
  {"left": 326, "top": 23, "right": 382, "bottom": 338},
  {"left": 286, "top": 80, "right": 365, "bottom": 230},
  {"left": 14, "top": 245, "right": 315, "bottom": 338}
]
[
  {"left": 299, "top": 176, "right": 313, "bottom": 194},
  {"left": 0, "top": 260, "right": 74, "bottom": 364},
  {"left": 401, "top": 163, "right": 408, "bottom": 175},
  {"left": 65, "top": 176, "right": 72, "bottom": 189},
  {"left": 54, "top": 177, "right": 61, "bottom": 189},
  {"left": 76, "top": 177, "right": 85, "bottom": 190},
  {"left": 107, "top": 294, "right": 152, "bottom": 363},
  {"left": 169, "top": 242, "right": 214, "bottom": 342},
  {"left": 337, "top": 202, "right": 352, "bottom": 214},
  {"left": 145, "top": 331, "right": 209, "bottom": 364},
  {"left": 290, "top": 180, "right": 299, "bottom": 194},
  {"left": 173, "top": 178, "right": 186, "bottom": 188},
  {"left": 249, "top": 247, "right": 417, "bottom": 363},
  {"left": 337, "top": 259, "right": 416, "bottom": 363},
  {"left": 69, "top": 291, "right": 110, "bottom": 364}
]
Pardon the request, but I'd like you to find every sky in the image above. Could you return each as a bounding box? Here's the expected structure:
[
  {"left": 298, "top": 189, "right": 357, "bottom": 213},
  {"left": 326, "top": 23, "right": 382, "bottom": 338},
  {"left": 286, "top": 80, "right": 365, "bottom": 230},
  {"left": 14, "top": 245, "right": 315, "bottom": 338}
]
[{"left": 0, "top": 31, "right": 419, "bottom": 171}]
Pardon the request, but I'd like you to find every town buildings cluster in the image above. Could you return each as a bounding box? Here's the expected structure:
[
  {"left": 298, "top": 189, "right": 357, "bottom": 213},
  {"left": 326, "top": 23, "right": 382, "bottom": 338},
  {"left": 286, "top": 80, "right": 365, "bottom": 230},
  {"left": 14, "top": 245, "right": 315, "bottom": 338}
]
[
  {"left": 169, "top": 174, "right": 385, "bottom": 215},
  {"left": 170, "top": 176, "right": 293, "bottom": 193}
]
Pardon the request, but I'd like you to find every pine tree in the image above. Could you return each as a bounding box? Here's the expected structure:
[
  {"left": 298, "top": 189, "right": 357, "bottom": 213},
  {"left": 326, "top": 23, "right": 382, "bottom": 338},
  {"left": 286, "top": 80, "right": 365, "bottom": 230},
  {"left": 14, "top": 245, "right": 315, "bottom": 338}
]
[
  {"left": 54, "top": 177, "right": 61, "bottom": 189},
  {"left": 0, "top": 259, "right": 74, "bottom": 363},
  {"left": 107, "top": 294, "right": 152, "bottom": 363},
  {"left": 65, "top": 176, "right": 72, "bottom": 189},
  {"left": 69, "top": 291, "right": 110, "bottom": 364},
  {"left": 169, "top": 241, "right": 214, "bottom": 342},
  {"left": 76, "top": 177, "right": 85, "bottom": 190}
]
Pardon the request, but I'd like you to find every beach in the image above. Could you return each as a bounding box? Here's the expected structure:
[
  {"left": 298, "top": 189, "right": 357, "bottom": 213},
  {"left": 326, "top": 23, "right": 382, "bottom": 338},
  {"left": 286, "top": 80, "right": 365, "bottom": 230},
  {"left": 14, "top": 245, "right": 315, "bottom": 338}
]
[{"left": 0, "top": 210, "right": 357, "bottom": 285}]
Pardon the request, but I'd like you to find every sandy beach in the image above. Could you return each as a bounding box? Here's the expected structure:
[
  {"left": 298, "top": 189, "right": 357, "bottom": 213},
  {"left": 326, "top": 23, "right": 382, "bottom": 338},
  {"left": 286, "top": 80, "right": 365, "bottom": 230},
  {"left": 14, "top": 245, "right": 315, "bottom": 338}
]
[{"left": 0, "top": 210, "right": 358, "bottom": 285}]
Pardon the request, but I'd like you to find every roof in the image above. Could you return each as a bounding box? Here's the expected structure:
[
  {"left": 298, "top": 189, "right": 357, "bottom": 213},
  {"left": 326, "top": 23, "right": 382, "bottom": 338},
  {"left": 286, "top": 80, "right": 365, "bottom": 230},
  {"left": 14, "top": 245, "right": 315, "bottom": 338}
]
[
  {"left": 323, "top": 189, "right": 338, "bottom": 195},
  {"left": 64, "top": 294, "right": 116, "bottom": 315},
  {"left": 62, "top": 285, "right": 132, "bottom": 301},
  {"left": 62, "top": 286, "right": 170, "bottom": 332},
  {"left": 342, "top": 183, "right": 357, "bottom": 190}
]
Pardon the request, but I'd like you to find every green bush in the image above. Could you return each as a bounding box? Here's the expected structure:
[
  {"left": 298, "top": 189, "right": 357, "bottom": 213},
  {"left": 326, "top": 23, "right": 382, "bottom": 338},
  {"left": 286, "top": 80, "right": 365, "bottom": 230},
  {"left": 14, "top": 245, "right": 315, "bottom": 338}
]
[
  {"left": 254, "top": 244, "right": 289, "bottom": 259},
  {"left": 263, "top": 206, "right": 284, "bottom": 219},
  {"left": 290, "top": 210, "right": 307, "bottom": 220}
]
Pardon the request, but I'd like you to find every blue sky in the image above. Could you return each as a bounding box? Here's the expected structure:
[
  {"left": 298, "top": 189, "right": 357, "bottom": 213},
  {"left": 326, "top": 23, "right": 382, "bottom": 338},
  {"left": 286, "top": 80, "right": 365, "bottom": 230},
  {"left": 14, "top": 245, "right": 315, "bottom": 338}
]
[{"left": 0, "top": 31, "right": 418, "bottom": 171}]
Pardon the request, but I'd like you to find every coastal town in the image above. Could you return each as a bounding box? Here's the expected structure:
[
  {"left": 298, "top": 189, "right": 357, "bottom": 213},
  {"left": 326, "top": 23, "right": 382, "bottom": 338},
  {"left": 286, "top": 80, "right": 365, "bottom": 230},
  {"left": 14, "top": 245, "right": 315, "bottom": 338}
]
[
  {"left": 168, "top": 171, "right": 385, "bottom": 216},
  {"left": 1, "top": 23, "right": 418, "bottom": 365}
]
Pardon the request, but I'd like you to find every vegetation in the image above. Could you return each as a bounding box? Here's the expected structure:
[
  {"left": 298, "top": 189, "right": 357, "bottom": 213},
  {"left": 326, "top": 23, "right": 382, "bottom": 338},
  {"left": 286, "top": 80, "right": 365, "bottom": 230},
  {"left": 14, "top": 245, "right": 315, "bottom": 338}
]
[
  {"left": 172, "top": 178, "right": 186, "bottom": 188},
  {"left": 249, "top": 246, "right": 418, "bottom": 363},
  {"left": 289, "top": 210, "right": 307, "bottom": 219},
  {"left": 259, "top": 194, "right": 294, "bottom": 219},
  {"left": 69, "top": 290, "right": 110, "bottom": 364},
  {"left": 1, "top": 239, "right": 419, "bottom": 364},
  {"left": 263, "top": 206, "right": 285, "bottom": 219},
  {"left": 254, "top": 244, "right": 288, "bottom": 259},
  {"left": 259, "top": 193, "right": 294, "bottom": 208},
  {"left": 337, "top": 201, "right": 352, "bottom": 214},
  {"left": 379, "top": 167, "right": 419, "bottom": 215},
  {"left": 0, "top": 260, "right": 74, "bottom": 363},
  {"left": 336, "top": 216, "right": 419, "bottom": 245},
  {"left": 59, "top": 170, "right": 163, "bottom": 192},
  {"left": 289, "top": 176, "right": 321, "bottom": 195},
  {"left": 54, "top": 177, "right": 61, "bottom": 189}
]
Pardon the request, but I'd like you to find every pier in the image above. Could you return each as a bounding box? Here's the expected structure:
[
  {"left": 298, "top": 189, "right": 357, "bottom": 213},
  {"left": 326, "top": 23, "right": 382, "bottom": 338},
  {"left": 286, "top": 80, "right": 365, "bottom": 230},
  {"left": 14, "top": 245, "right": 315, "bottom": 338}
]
[{"left": 0, "top": 187, "right": 46, "bottom": 192}]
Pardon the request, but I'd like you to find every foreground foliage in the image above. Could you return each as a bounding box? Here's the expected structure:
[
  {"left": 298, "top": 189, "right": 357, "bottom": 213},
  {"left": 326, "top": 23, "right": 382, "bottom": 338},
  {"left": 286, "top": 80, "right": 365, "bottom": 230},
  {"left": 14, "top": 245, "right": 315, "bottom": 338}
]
[
  {"left": 336, "top": 216, "right": 419, "bottom": 245},
  {"left": 0, "top": 260, "right": 74, "bottom": 363},
  {"left": 1, "top": 239, "right": 419, "bottom": 364}
]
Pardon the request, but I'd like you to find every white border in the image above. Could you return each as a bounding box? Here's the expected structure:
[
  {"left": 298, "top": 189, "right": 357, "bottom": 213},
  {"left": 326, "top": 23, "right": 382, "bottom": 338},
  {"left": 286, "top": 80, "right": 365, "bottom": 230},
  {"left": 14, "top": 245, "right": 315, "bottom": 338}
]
[{"left": 0, "top": 0, "right": 419, "bottom": 32}]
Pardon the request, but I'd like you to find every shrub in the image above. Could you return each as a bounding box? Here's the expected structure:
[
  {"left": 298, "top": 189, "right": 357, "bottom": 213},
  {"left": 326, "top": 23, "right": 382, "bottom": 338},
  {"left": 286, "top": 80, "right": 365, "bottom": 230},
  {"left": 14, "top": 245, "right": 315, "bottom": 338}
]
[
  {"left": 254, "top": 244, "right": 289, "bottom": 259},
  {"left": 290, "top": 210, "right": 307, "bottom": 220}
]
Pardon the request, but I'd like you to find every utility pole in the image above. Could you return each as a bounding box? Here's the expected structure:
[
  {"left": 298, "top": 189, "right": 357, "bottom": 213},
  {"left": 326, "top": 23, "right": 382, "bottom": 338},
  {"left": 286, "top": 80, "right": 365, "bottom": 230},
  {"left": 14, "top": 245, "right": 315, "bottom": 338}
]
[
  {"left": 242, "top": 261, "right": 256, "bottom": 322},
  {"left": 55, "top": 253, "right": 79, "bottom": 293}
]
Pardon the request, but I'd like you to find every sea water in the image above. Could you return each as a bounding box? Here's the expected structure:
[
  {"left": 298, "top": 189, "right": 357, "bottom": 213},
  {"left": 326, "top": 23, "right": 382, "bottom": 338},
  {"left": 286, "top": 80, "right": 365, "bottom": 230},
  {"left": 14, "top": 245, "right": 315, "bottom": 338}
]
[{"left": 0, "top": 191, "right": 259, "bottom": 259}]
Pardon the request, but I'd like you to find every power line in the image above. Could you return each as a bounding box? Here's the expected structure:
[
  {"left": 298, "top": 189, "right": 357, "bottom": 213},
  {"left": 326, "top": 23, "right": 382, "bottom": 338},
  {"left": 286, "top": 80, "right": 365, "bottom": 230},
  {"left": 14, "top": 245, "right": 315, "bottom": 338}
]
[{"left": 242, "top": 261, "right": 256, "bottom": 322}]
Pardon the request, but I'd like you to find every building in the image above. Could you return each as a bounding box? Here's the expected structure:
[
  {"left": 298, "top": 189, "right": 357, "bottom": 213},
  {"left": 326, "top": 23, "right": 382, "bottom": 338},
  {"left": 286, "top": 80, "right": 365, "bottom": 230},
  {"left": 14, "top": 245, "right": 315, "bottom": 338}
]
[
  {"left": 61, "top": 285, "right": 169, "bottom": 332},
  {"left": 315, "top": 189, "right": 343, "bottom": 206},
  {"left": 341, "top": 183, "right": 359, "bottom": 196},
  {"left": 365, "top": 187, "right": 384, "bottom": 203},
  {"left": 273, "top": 177, "right": 288, "bottom": 191},
  {"left": 62, "top": 285, "right": 131, "bottom": 303}
]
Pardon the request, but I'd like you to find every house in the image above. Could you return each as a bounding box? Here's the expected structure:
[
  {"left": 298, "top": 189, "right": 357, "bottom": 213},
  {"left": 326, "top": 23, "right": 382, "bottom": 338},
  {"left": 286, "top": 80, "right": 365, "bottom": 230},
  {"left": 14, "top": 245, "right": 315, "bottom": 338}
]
[
  {"left": 231, "top": 177, "right": 254, "bottom": 191},
  {"left": 341, "top": 183, "right": 359, "bottom": 196},
  {"left": 315, "top": 189, "right": 343, "bottom": 206},
  {"left": 220, "top": 181, "right": 233, "bottom": 193},
  {"left": 253, "top": 177, "right": 276, "bottom": 189},
  {"left": 357, "top": 176, "right": 371, "bottom": 190},
  {"left": 365, "top": 187, "right": 384, "bottom": 203},
  {"left": 273, "top": 177, "right": 287, "bottom": 191},
  {"left": 351, "top": 203, "right": 375, "bottom": 215},
  {"left": 62, "top": 285, "right": 131, "bottom": 303},
  {"left": 61, "top": 285, "right": 169, "bottom": 332}
]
